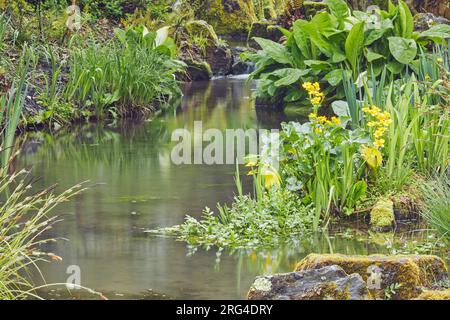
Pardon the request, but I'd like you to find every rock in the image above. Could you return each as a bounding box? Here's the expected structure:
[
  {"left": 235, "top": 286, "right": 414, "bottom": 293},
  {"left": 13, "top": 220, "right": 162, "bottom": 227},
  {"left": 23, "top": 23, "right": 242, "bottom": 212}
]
[
  {"left": 414, "top": 12, "right": 450, "bottom": 32},
  {"left": 247, "top": 265, "right": 370, "bottom": 300},
  {"left": 205, "top": 44, "right": 232, "bottom": 76},
  {"left": 186, "top": 20, "right": 220, "bottom": 44},
  {"left": 178, "top": 60, "right": 213, "bottom": 81},
  {"left": 194, "top": 0, "right": 257, "bottom": 37},
  {"left": 370, "top": 198, "right": 394, "bottom": 231},
  {"left": 295, "top": 254, "right": 448, "bottom": 299},
  {"left": 230, "top": 46, "right": 255, "bottom": 75},
  {"left": 414, "top": 288, "right": 450, "bottom": 300},
  {"left": 247, "top": 21, "right": 283, "bottom": 49}
]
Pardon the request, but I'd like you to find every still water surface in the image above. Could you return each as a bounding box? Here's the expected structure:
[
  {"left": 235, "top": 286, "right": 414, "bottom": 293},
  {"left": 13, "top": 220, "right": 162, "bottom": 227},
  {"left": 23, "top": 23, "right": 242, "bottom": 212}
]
[{"left": 17, "top": 79, "right": 389, "bottom": 299}]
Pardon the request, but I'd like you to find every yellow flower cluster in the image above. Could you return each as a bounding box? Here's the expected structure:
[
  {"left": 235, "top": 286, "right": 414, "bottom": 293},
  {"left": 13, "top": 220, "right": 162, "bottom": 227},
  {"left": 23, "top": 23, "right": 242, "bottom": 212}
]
[
  {"left": 302, "top": 82, "right": 324, "bottom": 106},
  {"left": 362, "top": 105, "right": 391, "bottom": 149},
  {"left": 309, "top": 112, "right": 341, "bottom": 125}
]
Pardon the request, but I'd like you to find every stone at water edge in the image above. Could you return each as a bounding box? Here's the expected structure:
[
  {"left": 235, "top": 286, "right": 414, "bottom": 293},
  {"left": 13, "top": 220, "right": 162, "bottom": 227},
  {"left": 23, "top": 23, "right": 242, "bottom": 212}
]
[
  {"left": 414, "top": 288, "right": 450, "bottom": 300},
  {"left": 247, "top": 265, "right": 371, "bottom": 300},
  {"left": 370, "top": 198, "right": 394, "bottom": 231},
  {"left": 295, "top": 254, "right": 448, "bottom": 300},
  {"left": 205, "top": 45, "right": 232, "bottom": 76}
]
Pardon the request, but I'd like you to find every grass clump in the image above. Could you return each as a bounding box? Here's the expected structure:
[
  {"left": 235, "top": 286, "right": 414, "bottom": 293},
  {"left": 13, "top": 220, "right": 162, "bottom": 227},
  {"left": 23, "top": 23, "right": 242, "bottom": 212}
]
[
  {"left": 420, "top": 176, "right": 450, "bottom": 244},
  {"left": 0, "top": 165, "right": 84, "bottom": 299}
]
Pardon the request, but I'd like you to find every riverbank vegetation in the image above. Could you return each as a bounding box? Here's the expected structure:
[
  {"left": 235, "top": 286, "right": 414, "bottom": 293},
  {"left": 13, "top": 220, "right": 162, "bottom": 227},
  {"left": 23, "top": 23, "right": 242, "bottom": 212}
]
[
  {"left": 170, "top": 1, "right": 450, "bottom": 251},
  {"left": 1, "top": 0, "right": 449, "bottom": 300}
]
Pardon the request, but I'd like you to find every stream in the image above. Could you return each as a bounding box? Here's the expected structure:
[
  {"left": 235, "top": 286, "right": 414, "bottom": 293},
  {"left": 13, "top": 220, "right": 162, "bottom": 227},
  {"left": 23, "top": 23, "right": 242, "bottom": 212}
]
[{"left": 17, "top": 78, "right": 397, "bottom": 299}]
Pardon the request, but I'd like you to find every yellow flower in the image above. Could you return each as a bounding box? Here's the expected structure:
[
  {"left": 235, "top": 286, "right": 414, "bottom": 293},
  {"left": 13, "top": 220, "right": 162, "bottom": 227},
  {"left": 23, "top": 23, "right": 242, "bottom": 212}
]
[
  {"left": 309, "top": 112, "right": 317, "bottom": 119},
  {"left": 425, "top": 74, "right": 431, "bottom": 81},
  {"left": 245, "top": 161, "right": 258, "bottom": 167},
  {"left": 374, "top": 138, "right": 385, "bottom": 149},
  {"left": 314, "top": 127, "right": 322, "bottom": 134},
  {"left": 361, "top": 146, "right": 383, "bottom": 169},
  {"left": 367, "top": 121, "right": 378, "bottom": 127},
  {"left": 374, "top": 128, "right": 386, "bottom": 139},
  {"left": 311, "top": 96, "right": 323, "bottom": 105},
  {"left": 247, "top": 170, "right": 256, "bottom": 176},
  {"left": 331, "top": 116, "right": 341, "bottom": 125},
  {"left": 317, "top": 116, "right": 328, "bottom": 124},
  {"left": 362, "top": 107, "right": 370, "bottom": 113},
  {"left": 262, "top": 168, "right": 281, "bottom": 190}
]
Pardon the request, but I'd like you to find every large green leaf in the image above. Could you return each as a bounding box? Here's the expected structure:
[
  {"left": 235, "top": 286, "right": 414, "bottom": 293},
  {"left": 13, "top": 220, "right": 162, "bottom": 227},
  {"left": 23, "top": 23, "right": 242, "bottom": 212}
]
[
  {"left": 345, "top": 22, "right": 365, "bottom": 75},
  {"left": 418, "top": 24, "right": 450, "bottom": 40},
  {"left": 293, "top": 20, "right": 311, "bottom": 59},
  {"left": 364, "top": 19, "right": 393, "bottom": 46},
  {"left": 398, "top": 0, "right": 414, "bottom": 38},
  {"left": 272, "top": 68, "right": 310, "bottom": 87},
  {"left": 388, "top": 36, "right": 417, "bottom": 64},
  {"left": 253, "top": 37, "right": 292, "bottom": 65},
  {"left": 331, "top": 100, "right": 350, "bottom": 117},
  {"left": 324, "top": 0, "right": 349, "bottom": 22},
  {"left": 324, "top": 69, "right": 350, "bottom": 86},
  {"left": 302, "top": 12, "right": 335, "bottom": 57}
]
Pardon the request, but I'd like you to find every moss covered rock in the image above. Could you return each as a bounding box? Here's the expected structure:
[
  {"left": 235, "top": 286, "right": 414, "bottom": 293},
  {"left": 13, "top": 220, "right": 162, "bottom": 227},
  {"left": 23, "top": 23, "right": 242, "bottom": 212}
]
[
  {"left": 247, "top": 265, "right": 371, "bottom": 300},
  {"left": 247, "top": 21, "right": 283, "bottom": 49},
  {"left": 195, "top": 0, "right": 257, "bottom": 37},
  {"left": 186, "top": 20, "right": 220, "bottom": 44},
  {"left": 178, "top": 60, "right": 213, "bottom": 81},
  {"left": 295, "top": 254, "right": 448, "bottom": 300},
  {"left": 414, "top": 288, "right": 450, "bottom": 300},
  {"left": 370, "top": 198, "right": 394, "bottom": 231}
]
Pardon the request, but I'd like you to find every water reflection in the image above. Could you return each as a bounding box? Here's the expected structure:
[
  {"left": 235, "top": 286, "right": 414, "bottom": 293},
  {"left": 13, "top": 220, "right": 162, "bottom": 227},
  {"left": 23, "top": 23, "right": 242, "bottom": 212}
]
[{"left": 16, "top": 79, "right": 395, "bottom": 299}]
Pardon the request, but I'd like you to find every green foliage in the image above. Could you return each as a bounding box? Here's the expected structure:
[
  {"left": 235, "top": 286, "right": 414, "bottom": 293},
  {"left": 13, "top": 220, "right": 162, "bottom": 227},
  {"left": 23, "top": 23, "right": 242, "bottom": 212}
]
[
  {"left": 63, "top": 25, "right": 184, "bottom": 118},
  {"left": 0, "top": 49, "right": 29, "bottom": 167},
  {"left": 246, "top": 0, "right": 450, "bottom": 105},
  {"left": 420, "top": 176, "right": 450, "bottom": 244},
  {"left": 280, "top": 118, "right": 368, "bottom": 217},
  {"left": 0, "top": 165, "right": 84, "bottom": 299},
  {"left": 177, "top": 187, "right": 315, "bottom": 249}
]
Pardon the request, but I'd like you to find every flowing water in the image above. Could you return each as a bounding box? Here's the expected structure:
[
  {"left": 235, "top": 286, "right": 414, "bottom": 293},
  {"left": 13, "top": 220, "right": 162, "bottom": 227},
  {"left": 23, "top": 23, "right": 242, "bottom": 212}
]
[{"left": 17, "top": 78, "right": 396, "bottom": 299}]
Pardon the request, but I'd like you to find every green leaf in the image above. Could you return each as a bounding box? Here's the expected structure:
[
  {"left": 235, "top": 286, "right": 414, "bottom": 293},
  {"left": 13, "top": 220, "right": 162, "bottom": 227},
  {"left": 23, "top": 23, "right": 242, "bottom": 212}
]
[
  {"left": 324, "top": 0, "right": 349, "bottom": 21},
  {"left": 332, "top": 100, "right": 350, "bottom": 117},
  {"left": 388, "top": 36, "right": 417, "bottom": 64},
  {"left": 398, "top": 0, "right": 414, "bottom": 38},
  {"left": 387, "top": 59, "right": 405, "bottom": 74},
  {"left": 345, "top": 22, "right": 365, "bottom": 75},
  {"left": 364, "top": 19, "right": 393, "bottom": 46},
  {"left": 418, "top": 24, "right": 450, "bottom": 40},
  {"left": 302, "top": 12, "right": 335, "bottom": 57},
  {"left": 325, "top": 69, "right": 344, "bottom": 86},
  {"left": 365, "top": 50, "right": 385, "bottom": 63},
  {"left": 293, "top": 20, "right": 311, "bottom": 59},
  {"left": 272, "top": 68, "right": 310, "bottom": 87},
  {"left": 304, "top": 60, "right": 332, "bottom": 71},
  {"left": 253, "top": 37, "right": 292, "bottom": 65}
]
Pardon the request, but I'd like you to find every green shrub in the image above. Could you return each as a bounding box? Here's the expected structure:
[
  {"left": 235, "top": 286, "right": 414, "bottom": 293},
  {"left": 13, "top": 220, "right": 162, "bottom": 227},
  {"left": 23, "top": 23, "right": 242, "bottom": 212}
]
[
  {"left": 64, "top": 25, "right": 184, "bottom": 118},
  {"left": 177, "top": 187, "right": 315, "bottom": 249},
  {"left": 246, "top": 0, "right": 450, "bottom": 105}
]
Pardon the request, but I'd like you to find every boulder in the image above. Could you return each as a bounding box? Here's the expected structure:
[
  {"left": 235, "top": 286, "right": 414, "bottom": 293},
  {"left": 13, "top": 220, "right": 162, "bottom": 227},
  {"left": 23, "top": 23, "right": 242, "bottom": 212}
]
[
  {"left": 186, "top": 20, "right": 220, "bottom": 44},
  {"left": 178, "top": 60, "right": 213, "bottom": 81},
  {"left": 370, "top": 198, "right": 394, "bottom": 231},
  {"left": 414, "top": 12, "right": 450, "bottom": 32},
  {"left": 247, "top": 21, "right": 283, "bottom": 49},
  {"left": 205, "top": 45, "right": 232, "bottom": 76},
  {"left": 230, "top": 46, "right": 255, "bottom": 75},
  {"left": 295, "top": 254, "right": 448, "bottom": 299},
  {"left": 247, "top": 265, "right": 370, "bottom": 300},
  {"left": 195, "top": 0, "right": 257, "bottom": 37}
]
